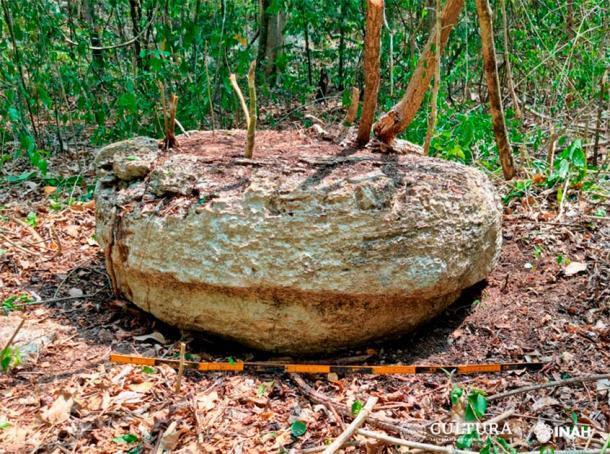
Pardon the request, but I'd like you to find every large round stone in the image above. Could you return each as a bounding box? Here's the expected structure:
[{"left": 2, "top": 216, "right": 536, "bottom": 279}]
[{"left": 95, "top": 130, "right": 501, "bottom": 353}]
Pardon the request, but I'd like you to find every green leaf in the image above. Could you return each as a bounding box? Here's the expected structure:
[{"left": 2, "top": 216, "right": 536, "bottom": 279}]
[
  {"left": 351, "top": 400, "right": 364, "bottom": 416},
  {"left": 112, "top": 433, "right": 138, "bottom": 444},
  {"left": 227, "top": 356, "right": 236, "bottom": 365},
  {"left": 141, "top": 366, "right": 156, "bottom": 374},
  {"left": 450, "top": 385, "right": 463, "bottom": 406},
  {"left": 464, "top": 389, "right": 488, "bottom": 421},
  {"left": 25, "top": 211, "right": 37, "bottom": 227},
  {"left": 539, "top": 446, "right": 555, "bottom": 454},
  {"left": 456, "top": 429, "right": 479, "bottom": 449},
  {"left": 290, "top": 420, "right": 307, "bottom": 437},
  {"left": 0, "top": 421, "right": 10, "bottom": 430},
  {"left": 118, "top": 92, "right": 138, "bottom": 114}
]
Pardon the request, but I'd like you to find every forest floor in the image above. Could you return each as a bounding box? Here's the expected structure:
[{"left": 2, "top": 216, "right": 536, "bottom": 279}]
[{"left": 0, "top": 136, "right": 609, "bottom": 453}]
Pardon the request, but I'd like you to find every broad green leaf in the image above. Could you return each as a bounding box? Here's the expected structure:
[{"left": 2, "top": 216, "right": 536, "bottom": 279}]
[
  {"left": 290, "top": 420, "right": 307, "bottom": 437},
  {"left": 464, "top": 389, "right": 487, "bottom": 421}
]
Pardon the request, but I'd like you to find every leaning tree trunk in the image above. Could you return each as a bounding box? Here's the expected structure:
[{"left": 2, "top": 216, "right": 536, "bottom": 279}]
[
  {"left": 475, "top": 0, "right": 516, "bottom": 180},
  {"left": 373, "top": 0, "right": 464, "bottom": 145},
  {"left": 356, "top": 0, "right": 384, "bottom": 146}
]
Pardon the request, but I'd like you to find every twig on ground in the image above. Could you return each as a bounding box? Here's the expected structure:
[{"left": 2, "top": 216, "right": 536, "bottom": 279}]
[
  {"left": 323, "top": 395, "right": 378, "bottom": 454},
  {"left": 13, "top": 294, "right": 97, "bottom": 308},
  {"left": 291, "top": 374, "right": 425, "bottom": 438},
  {"left": 488, "top": 373, "right": 610, "bottom": 401},
  {"left": 485, "top": 407, "right": 515, "bottom": 424},
  {"left": 2, "top": 317, "right": 26, "bottom": 352}
]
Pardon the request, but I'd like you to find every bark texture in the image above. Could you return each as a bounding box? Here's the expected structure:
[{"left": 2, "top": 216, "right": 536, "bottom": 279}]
[
  {"left": 475, "top": 0, "right": 516, "bottom": 180},
  {"left": 356, "top": 0, "right": 384, "bottom": 146},
  {"left": 374, "top": 0, "right": 464, "bottom": 145},
  {"left": 95, "top": 131, "right": 502, "bottom": 353}
]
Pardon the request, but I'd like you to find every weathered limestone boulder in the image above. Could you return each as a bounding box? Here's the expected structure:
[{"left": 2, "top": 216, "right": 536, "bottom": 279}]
[{"left": 95, "top": 130, "right": 502, "bottom": 354}]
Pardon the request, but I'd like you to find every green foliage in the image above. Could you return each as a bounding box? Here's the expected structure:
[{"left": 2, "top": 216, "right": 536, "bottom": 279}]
[
  {"left": 2, "top": 294, "right": 32, "bottom": 314},
  {"left": 450, "top": 385, "right": 463, "bottom": 406},
  {"left": 0, "top": 0, "right": 606, "bottom": 190},
  {"left": 25, "top": 211, "right": 37, "bottom": 227},
  {"left": 0, "top": 421, "right": 10, "bottom": 430},
  {"left": 141, "top": 366, "right": 156, "bottom": 374},
  {"left": 290, "top": 420, "right": 307, "bottom": 437},
  {"left": 112, "top": 433, "right": 138, "bottom": 444},
  {"left": 456, "top": 429, "right": 480, "bottom": 449},
  {"left": 464, "top": 389, "right": 488, "bottom": 421},
  {"left": 0, "top": 346, "right": 21, "bottom": 373},
  {"left": 351, "top": 399, "right": 364, "bottom": 415}
]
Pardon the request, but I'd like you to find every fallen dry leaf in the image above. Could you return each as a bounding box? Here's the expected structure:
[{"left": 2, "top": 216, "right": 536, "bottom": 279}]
[
  {"left": 40, "top": 392, "right": 73, "bottom": 425},
  {"left": 158, "top": 421, "right": 181, "bottom": 451},
  {"left": 197, "top": 390, "right": 218, "bottom": 412},
  {"left": 564, "top": 261, "right": 587, "bottom": 276},
  {"left": 128, "top": 381, "right": 155, "bottom": 393}
]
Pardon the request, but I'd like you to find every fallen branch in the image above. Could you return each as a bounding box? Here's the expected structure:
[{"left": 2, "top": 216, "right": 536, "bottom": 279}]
[
  {"left": 291, "top": 374, "right": 425, "bottom": 438},
  {"left": 13, "top": 294, "right": 95, "bottom": 308},
  {"left": 488, "top": 373, "right": 610, "bottom": 401},
  {"left": 323, "top": 396, "right": 378, "bottom": 454}
]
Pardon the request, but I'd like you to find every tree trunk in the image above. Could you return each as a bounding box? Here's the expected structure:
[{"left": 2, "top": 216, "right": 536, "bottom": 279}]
[
  {"left": 422, "top": 0, "right": 442, "bottom": 156},
  {"left": 257, "top": 0, "right": 270, "bottom": 70},
  {"left": 592, "top": 69, "right": 607, "bottom": 167},
  {"left": 257, "top": 0, "right": 285, "bottom": 83},
  {"left": 356, "top": 0, "right": 384, "bottom": 146},
  {"left": 475, "top": 0, "right": 516, "bottom": 180},
  {"left": 373, "top": 0, "right": 464, "bottom": 145},
  {"left": 499, "top": 0, "right": 521, "bottom": 120},
  {"left": 128, "top": 0, "right": 143, "bottom": 70},
  {"left": 338, "top": 0, "right": 347, "bottom": 90},
  {"left": 82, "top": 0, "right": 104, "bottom": 69},
  {"left": 304, "top": 14, "right": 312, "bottom": 85}
]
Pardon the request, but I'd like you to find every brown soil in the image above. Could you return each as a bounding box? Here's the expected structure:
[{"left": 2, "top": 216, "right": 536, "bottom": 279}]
[{"left": 0, "top": 130, "right": 608, "bottom": 452}]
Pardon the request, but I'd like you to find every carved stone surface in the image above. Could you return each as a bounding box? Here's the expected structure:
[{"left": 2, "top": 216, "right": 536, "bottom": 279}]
[{"left": 95, "top": 130, "right": 502, "bottom": 353}]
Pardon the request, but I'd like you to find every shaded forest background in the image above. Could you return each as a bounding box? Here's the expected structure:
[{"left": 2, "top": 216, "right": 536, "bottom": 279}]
[{"left": 0, "top": 0, "right": 607, "bottom": 189}]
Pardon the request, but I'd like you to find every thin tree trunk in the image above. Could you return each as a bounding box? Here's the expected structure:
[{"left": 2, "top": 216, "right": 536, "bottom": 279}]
[
  {"left": 257, "top": 0, "right": 270, "bottom": 71},
  {"left": 303, "top": 10, "right": 313, "bottom": 85},
  {"left": 82, "top": 0, "right": 104, "bottom": 69},
  {"left": 592, "top": 69, "right": 607, "bottom": 167},
  {"left": 128, "top": 0, "right": 143, "bottom": 70},
  {"left": 356, "top": 0, "right": 384, "bottom": 146},
  {"left": 338, "top": 0, "right": 347, "bottom": 90},
  {"left": 475, "top": 0, "right": 516, "bottom": 180},
  {"left": 423, "top": 0, "right": 442, "bottom": 156},
  {"left": 374, "top": 0, "right": 464, "bottom": 145},
  {"left": 499, "top": 0, "right": 521, "bottom": 120}
]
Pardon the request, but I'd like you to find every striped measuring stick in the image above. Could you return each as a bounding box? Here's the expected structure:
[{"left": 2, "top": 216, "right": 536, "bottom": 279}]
[{"left": 110, "top": 353, "right": 545, "bottom": 375}]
